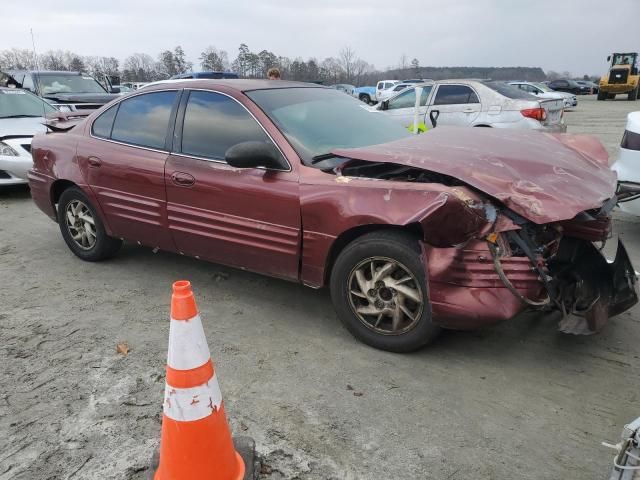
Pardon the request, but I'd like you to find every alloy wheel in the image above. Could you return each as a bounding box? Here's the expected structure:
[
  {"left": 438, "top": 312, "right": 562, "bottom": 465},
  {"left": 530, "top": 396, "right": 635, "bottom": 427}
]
[
  {"left": 347, "top": 256, "right": 424, "bottom": 335},
  {"left": 65, "top": 200, "right": 97, "bottom": 250}
]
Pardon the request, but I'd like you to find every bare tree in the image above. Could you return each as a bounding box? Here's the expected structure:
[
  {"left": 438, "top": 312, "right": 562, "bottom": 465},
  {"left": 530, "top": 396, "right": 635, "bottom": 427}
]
[
  {"left": 339, "top": 46, "right": 357, "bottom": 83},
  {"left": 0, "top": 48, "right": 36, "bottom": 70},
  {"left": 398, "top": 53, "right": 409, "bottom": 71}
]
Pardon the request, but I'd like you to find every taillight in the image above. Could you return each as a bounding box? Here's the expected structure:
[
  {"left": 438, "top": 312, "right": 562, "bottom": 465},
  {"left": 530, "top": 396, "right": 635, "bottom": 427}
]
[{"left": 521, "top": 107, "right": 547, "bottom": 122}]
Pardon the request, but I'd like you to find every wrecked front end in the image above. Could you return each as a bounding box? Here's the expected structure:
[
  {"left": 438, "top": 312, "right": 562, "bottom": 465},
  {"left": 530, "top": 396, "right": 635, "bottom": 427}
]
[
  {"left": 337, "top": 159, "right": 638, "bottom": 335},
  {"left": 423, "top": 205, "right": 638, "bottom": 334}
]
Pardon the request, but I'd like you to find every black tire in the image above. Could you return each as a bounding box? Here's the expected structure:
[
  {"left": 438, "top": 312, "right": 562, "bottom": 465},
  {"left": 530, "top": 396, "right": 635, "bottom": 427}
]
[
  {"left": 359, "top": 94, "right": 371, "bottom": 104},
  {"left": 57, "top": 186, "right": 122, "bottom": 261},
  {"left": 628, "top": 87, "right": 638, "bottom": 101},
  {"left": 330, "top": 230, "right": 441, "bottom": 352},
  {"left": 608, "top": 93, "right": 616, "bottom": 99},
  {"left": 597, "top": 90, "right": 606, "bottom": 101}
]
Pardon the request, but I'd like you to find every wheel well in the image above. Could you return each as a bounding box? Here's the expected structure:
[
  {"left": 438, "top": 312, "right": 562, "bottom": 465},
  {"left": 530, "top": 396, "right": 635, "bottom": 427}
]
[
  {"left": 323, "top": 223, "right": 423, "bottom": 285},
  {"left": 473, "top": 124, "right": 492, "bottom": 127},
  {"left": 50, "top": 179, "right": 77, "bottom": 211}
]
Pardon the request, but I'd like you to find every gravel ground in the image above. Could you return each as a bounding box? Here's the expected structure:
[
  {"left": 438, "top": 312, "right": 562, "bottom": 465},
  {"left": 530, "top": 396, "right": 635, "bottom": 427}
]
[{"left": 1, "top": 94, "right": 640, "bottom": 480}]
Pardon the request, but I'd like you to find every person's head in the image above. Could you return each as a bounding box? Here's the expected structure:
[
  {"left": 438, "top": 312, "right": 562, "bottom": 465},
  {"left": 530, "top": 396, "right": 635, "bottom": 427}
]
[{"left": 267, "top": 68, "right": 281, "bottom": 80}]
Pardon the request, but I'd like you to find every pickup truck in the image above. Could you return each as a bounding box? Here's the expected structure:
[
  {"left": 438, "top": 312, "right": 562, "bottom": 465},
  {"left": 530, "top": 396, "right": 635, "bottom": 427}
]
[{"left": 353, "top": 79, "right": 400, "bottom": 104}]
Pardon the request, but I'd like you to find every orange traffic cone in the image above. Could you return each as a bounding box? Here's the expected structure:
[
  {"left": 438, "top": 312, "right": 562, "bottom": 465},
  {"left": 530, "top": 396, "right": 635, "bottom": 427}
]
[{"left": 154, "top": 280, "right": 245, "bottom": 480}]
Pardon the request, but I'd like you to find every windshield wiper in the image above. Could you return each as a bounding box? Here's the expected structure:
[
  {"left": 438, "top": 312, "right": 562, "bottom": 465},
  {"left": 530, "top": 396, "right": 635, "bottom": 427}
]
[
  {"left": 0, "top": 114, "right": 42, "bottom": 118},
  {"left": 311, "top": 153, "right": 338, "bottom": 164}
]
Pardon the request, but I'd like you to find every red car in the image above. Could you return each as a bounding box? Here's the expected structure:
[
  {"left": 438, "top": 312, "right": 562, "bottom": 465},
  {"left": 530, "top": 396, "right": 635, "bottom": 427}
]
[{"left": 28, "top": 80, "right": 638, "bottom": 352}]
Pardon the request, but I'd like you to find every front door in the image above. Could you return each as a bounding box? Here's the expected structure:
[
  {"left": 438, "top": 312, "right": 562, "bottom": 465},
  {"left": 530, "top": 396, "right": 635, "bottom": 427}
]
[
  {"left": 426, "top": 84, "right": 481, "bottom": 127},
  {"left": 165, "top": 90, "right": 301, "bottom": 280},
  {"left": 79, "top": 89, "right": 180, "bottom": 251},
  {"left": 383, "top": 85, "right": 433, "bottom": 128}
]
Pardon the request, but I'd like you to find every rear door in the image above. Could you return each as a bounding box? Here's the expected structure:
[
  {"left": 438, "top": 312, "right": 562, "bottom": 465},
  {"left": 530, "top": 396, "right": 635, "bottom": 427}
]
[
  {"left": 79, "top": 89, "right": 180, "bottom": 251},
  {"left": 165, "top": 89, "right": 301, "bottom": 280},
  {"left": 426, "top": 84, "right": 481, "bottom": 127}
]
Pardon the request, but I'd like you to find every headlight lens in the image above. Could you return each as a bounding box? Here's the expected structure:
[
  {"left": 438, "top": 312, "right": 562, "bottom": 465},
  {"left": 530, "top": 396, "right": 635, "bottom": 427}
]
[{"left": 0, "top": 141, "right": 19, "bottom": 156}]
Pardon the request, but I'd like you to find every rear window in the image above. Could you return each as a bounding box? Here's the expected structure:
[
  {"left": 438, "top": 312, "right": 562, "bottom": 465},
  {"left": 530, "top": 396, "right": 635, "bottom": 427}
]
[{"left": 483, "top": 81, "right": 537, "bottom": 100}]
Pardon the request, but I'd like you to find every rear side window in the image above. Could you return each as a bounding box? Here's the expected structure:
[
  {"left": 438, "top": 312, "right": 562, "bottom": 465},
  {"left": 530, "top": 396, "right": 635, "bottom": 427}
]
[
  {"left": 92, "top": 105, "right": 118, "bottom": 138},
  {"left": 181, "top": 90, "right": 275, "bottom": 161},
  {"left": 111, "top": 91, "right": 178, "bottom": 149},
  {"left": 433, "top": 85, "right": 479, "bottom": 105}
]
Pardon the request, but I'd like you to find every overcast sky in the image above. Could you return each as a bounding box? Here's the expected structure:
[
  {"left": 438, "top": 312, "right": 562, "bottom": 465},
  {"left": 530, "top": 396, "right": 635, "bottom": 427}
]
[{"left": 5, "top": 0, "right": 639, "bottom": 75}]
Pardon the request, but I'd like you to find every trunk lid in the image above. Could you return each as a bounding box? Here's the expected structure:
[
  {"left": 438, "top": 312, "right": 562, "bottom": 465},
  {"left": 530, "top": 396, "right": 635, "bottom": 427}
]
[
  {"left": 331, "top": 126, "right": 614, "bottom": 224},
  {"left": 538, "top": 98, "right": 564, "bottom": 126}
]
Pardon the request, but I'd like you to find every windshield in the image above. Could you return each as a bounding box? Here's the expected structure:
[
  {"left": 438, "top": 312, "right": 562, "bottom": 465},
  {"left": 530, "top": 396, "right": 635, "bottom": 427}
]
[
  {"left": 37, "top": 74, "right": 107, "bottom": 95},
  {"left": 0, "top": 89, "right": 57, "bottom": 118},
  {"left": 484, "top": 81, "right": 537, "bottom": 100},
  {"left": 247, "top": 87, "right": 410, "bottom": 165}
]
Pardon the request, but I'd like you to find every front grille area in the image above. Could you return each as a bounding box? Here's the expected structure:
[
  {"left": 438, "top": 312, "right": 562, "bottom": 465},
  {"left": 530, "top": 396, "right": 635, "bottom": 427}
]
[{"left": 609, "top": 68, "right": 629, "bottom": 84}]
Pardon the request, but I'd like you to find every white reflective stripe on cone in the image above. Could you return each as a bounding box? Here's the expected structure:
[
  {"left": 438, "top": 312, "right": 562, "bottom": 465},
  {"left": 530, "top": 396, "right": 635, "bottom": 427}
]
[
  {"left": 167, "top": 314, "right": 211, "bottom": 370},
  {"left": 163, "top": 374, "right": 223, "bottom": 422}
]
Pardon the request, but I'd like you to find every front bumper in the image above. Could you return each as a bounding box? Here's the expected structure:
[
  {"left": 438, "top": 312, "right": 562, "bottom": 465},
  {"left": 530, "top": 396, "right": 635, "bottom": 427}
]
[
  {"left": 0, "top": 137, "right": 33, "bottom": 185},
  {"left": 423, "top": 235, "right": 638, "bottom": 332}
]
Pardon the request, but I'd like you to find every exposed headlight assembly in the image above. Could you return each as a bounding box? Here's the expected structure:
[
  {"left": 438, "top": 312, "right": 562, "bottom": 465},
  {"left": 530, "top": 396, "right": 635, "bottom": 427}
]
[{"left": 0, "top": 141, "right": 19, "bottom": 156}]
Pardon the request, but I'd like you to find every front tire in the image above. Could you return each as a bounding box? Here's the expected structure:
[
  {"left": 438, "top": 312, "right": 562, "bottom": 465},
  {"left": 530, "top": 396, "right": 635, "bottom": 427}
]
[
  {"left": 628, "top": 87, "right": 638, "bottom": 101},
  {"left": 330, "top": 230, "right": 440, "bottom": 352},
  {"left": 597, "top": 90, "right": 606, "bottom": 100},
  {"left": 57, "top": 187, "right": 122, "bottom": 261}
]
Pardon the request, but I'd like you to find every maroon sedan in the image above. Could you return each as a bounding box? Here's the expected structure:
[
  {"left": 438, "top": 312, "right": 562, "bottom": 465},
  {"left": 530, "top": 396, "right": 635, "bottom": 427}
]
[{"left": 28, "top": 80, "right": 637, "bottom": 352}]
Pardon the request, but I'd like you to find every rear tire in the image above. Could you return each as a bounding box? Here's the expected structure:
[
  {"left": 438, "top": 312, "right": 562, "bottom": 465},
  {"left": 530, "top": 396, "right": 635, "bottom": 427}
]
[
  {"left": 628, "top": 87, "right": 638, "bottom": 101},
  {"left": 57, "top": 187, "right": 122, "bottom": 261},
  {"left": 608, "top": 93, "right": 616, "bottom": 99},
  {"left": 330, "top": 230, "right": 441, "bottom": 352},
  {"left": 597, "top": 90, "right": 606, "bottom": 101}
]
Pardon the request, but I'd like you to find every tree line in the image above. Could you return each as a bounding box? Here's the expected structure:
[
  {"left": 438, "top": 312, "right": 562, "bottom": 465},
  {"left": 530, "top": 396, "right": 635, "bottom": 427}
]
[{"left": 0, "top": 45, "right": 594, "bottom": 86}]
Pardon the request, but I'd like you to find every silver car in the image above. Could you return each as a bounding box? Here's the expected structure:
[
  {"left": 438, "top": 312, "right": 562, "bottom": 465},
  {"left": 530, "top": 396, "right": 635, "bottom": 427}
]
[
  {"left": 0, "top": 87, "right": 56, "bottom": 185},
  {"left": 376, "top": 80, "right": 566, "bottom": 132}
]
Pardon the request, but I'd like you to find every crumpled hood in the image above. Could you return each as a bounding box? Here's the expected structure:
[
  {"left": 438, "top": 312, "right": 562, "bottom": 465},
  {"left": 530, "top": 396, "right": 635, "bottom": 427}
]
[
  {"left": 332, "top": 126, "right": 615, "bottom": 224},
  {"left": 43, "top": 92, "right": 119, "bottom": 104},
  {"left": 0, "top": 117, "right": 46, "bottom": 138}
]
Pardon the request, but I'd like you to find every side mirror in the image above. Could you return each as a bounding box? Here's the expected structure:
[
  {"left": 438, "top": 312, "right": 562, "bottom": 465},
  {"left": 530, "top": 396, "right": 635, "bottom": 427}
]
[
  {"left": 110, "top": 87, "right": 121, "bottom": 94},
  {"left": 225, "top": 141, "right": 287, "bottom": 170},
  {"left": 429, "top": 109, "right": 440, "bottom": 128}
]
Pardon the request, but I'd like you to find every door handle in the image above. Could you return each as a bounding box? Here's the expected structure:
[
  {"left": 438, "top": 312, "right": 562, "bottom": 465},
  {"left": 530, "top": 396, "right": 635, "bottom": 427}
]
[
  {"left": 462, "top": 108, "right": 475, "bottom": 113},
  {"left": 87, "top": 156, "right": 102, "bottom": 168},
  {"left": 171, "top": 171, "right": 195, "bottom": 187}
]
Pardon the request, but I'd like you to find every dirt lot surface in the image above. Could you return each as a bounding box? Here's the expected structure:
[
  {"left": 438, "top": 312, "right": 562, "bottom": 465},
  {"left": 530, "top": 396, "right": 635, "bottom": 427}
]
[{"left": 1, "top": 95, "right": 639, "bottom": 480}]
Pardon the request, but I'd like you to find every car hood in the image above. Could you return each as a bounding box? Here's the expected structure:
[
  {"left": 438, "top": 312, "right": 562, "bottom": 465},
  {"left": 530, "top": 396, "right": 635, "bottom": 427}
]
[
  {"left": 332, "top": 126, "right": 615, "bottom": 224},
  {"left": 0, "top": 117, "right": 46, "bottom": 138},
  {"left": 42, "top": 92, "right": 119, "bottom": 104}
]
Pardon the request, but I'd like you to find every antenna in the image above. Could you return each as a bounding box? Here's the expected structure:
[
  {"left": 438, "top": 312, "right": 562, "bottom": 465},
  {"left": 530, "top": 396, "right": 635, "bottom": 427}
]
[{"left": 30, "top": 28, "right": 48, "bottom": 132}]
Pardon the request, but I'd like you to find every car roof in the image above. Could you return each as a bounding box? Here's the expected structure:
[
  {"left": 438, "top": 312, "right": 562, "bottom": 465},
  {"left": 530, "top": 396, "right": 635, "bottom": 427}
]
[{"left": 141, "top": 79, "right": 326, "bottom": 92}]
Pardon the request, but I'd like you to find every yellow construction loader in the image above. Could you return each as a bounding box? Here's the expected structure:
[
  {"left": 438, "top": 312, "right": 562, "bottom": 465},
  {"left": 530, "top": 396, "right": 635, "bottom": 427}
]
[{"left": 598, "top": 52, "right": 639, "bottom": 101}]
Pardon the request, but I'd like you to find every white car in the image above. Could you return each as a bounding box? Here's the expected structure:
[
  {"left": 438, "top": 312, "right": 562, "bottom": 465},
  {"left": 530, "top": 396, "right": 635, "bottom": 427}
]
[
  {"left": 509, "top": 81, "right": 578, "bottom": 109},
  {"left": 376, "top": 80, "right": 566, "bottom": 133},
  {"left": 612, "top": 112, "right": 640, "bottom": 215},
  {"left": 0, "top": 87, "right": 56, "bottom": 185}
]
